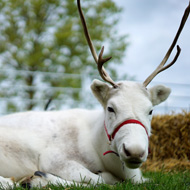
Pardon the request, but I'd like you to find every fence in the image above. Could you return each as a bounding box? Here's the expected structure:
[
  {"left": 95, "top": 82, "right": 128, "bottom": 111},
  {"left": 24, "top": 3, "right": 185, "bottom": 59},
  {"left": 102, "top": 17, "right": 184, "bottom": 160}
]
[
  {"left": 149, "top": 81, "right": 190, "bottom": 114},
  {"left": 0, "top": 69, "right": 189, "bottom": 115}
]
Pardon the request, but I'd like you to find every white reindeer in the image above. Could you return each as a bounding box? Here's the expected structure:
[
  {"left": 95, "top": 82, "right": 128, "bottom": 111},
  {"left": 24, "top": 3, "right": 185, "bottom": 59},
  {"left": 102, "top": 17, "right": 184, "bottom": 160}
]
[{"left": 0, "top": 0, "right": 189, "bottom": 189}]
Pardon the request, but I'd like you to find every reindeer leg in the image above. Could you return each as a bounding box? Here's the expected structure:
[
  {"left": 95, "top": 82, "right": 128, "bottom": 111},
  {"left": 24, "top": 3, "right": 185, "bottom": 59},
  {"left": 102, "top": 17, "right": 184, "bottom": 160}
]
[
  {"left": 24, "top": 170, "right": 105, "bottom": 188},
  {"left": 22, "top": 171, "right": 79, "bottom": 188},
  {"left": 124, "top": 168, "right": 150, "bottom": 184},
  {"left": 0, "top": 176, "right": 15, "bottom": 189},
  {"left": 25, "top": 160, "right": 105, "bottom": 188}
]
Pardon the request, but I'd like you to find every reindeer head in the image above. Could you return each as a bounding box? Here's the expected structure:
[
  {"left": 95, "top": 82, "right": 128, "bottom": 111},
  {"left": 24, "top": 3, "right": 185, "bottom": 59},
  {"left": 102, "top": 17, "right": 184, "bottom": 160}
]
[
  {"left": 91, "top": 80, "right": 170, "bottom": 168},
  {"left": 77, "top": 0, "right": 190, "bottom": 168}
]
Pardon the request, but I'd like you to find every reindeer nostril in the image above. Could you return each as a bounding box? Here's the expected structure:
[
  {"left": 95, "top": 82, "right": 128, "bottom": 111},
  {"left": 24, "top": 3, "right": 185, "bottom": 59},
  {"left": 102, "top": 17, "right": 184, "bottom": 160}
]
[
  {"left": 123, "top": 144, "right": 145, "bottom": 159},
  {"left": 123, "top": 144, "right": 131, "bottom": 157}
]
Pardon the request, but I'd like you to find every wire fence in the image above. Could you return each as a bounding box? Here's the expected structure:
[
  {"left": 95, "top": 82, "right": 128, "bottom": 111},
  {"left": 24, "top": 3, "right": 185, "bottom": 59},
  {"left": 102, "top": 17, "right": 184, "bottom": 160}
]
[
  {"left": 148, "top": 81, "right": 190, "bottom": 115},
  {"left": 0, "top": 69, "right": 189, "bottom": 115}
]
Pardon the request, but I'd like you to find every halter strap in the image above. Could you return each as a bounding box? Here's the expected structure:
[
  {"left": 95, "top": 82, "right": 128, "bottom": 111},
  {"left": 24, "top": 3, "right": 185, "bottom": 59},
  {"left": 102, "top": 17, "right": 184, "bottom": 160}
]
[{"left": 103, "top": 119, "right": 149, "bottom": 156}]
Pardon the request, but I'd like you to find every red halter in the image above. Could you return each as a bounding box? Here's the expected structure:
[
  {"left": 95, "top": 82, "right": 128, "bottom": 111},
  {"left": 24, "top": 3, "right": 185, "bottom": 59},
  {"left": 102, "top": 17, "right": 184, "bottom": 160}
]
[{"left": 103, "top": 119, "right": 149, "bottom": 156}]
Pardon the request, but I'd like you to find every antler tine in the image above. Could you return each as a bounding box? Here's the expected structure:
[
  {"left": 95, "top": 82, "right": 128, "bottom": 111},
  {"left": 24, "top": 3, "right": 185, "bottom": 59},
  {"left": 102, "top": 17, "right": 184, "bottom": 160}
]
[
  {"left": 143, "top": 1, "right": 190, "bottom": 87},
  {"left": 77, "top": 0, "right": 118, "bottom": 88}
]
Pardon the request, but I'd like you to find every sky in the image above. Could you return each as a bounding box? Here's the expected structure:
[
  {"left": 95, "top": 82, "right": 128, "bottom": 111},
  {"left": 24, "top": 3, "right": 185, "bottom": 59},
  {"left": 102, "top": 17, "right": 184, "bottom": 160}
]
[{"left": 111, "top": 0, "right": 190, "bottom": 113}]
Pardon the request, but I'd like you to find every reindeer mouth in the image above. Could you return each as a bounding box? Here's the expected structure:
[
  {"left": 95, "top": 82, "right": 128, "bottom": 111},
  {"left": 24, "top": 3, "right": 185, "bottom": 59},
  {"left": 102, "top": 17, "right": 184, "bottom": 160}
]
[{"left": 125, "top": 159, "right": 142, "bottom": 169}]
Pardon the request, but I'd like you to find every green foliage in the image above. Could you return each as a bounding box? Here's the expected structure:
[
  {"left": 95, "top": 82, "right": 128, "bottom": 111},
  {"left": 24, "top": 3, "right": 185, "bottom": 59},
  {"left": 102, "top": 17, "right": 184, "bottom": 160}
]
[{"left": 0, "top": 0, "right": 128, "bottom": 113}]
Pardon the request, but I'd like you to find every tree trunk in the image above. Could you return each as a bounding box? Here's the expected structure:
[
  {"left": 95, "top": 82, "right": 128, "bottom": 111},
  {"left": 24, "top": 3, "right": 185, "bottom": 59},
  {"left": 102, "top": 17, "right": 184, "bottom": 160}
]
[{"left": 25, "top": 74, "right": 35, "bottom": 110}]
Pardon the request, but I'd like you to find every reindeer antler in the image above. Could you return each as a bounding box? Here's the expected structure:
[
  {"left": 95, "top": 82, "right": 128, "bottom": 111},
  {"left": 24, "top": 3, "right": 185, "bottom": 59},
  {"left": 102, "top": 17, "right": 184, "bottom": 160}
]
[
  {"left": 77, "top": 0, "right": 118, "bottom": 88},
  {"left": 143, "top": 1, "right": 190, "bottom": 87}
]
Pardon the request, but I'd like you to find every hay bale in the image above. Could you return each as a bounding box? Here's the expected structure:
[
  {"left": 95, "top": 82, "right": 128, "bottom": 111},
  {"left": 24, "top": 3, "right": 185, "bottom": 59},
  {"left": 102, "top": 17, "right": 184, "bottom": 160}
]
[
  {"left": 142, "top": 111, "right": 190, "bottom": 172},
  {"left": 142, "top": 159, "right": 190, "bottom": 172}
]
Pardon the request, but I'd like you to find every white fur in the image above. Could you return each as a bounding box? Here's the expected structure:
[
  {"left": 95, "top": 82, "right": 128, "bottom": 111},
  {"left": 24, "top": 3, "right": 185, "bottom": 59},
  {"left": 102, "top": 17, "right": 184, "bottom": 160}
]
[{"left": 0, "top": 80, "right": 171, "bottom": 188}]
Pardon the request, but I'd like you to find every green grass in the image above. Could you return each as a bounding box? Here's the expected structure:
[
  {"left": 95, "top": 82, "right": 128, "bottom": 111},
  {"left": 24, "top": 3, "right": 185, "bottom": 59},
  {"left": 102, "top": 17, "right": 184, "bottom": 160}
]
[{"left": 10, "top": 171, "right": 190, "bottom": 190}]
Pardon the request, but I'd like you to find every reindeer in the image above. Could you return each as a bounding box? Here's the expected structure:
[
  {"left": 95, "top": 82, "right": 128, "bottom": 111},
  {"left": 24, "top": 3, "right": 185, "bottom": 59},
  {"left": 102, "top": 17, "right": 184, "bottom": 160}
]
[{"left": 0, "top": 0, "right": 189, "bottom": 189}]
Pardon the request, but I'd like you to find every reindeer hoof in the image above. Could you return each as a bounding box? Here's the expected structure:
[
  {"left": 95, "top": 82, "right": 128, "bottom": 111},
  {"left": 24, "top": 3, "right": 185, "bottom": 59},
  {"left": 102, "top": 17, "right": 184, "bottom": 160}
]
[
  {"left": 34, "top": 171, "right": 46, "bottom": 178},
  {"left": 21, "top": 182, "right": 31, "bottom": 189},
  {"left": 19, "top": 176, "right": 33, "bottom": 189}
]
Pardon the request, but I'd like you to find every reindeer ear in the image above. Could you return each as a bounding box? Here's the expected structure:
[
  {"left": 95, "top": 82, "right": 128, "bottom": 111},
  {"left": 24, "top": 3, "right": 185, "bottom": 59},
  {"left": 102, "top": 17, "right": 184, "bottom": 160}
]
[
  {"left": 91, "top": 79, "right": 111, "bottom": 107},
  {"left": 149, "top": 85, "right": 171, "bottom": 106}
]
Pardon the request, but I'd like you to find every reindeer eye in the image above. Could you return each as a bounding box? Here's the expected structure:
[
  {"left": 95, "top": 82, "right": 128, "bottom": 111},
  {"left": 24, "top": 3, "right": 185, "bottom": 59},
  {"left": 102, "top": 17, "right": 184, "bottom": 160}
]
[
  {"left": 149, "top": 110, "right": 153, "bottom": 115},
  {"left": 107, "top": 107, "right": 115, "bottom": 113}
]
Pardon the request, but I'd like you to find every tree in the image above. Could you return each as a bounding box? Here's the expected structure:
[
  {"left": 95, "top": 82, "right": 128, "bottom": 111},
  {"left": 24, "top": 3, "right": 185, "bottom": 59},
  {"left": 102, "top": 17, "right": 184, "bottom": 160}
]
[{"left": 0, "top": 0, "right": 128, "bottom": 113}]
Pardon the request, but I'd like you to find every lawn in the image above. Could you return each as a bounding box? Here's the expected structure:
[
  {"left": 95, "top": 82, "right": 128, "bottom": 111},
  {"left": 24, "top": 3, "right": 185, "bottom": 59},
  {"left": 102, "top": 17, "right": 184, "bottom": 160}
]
[{"left": 10, "top": 171, "right": 190, "bottom": 190}]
